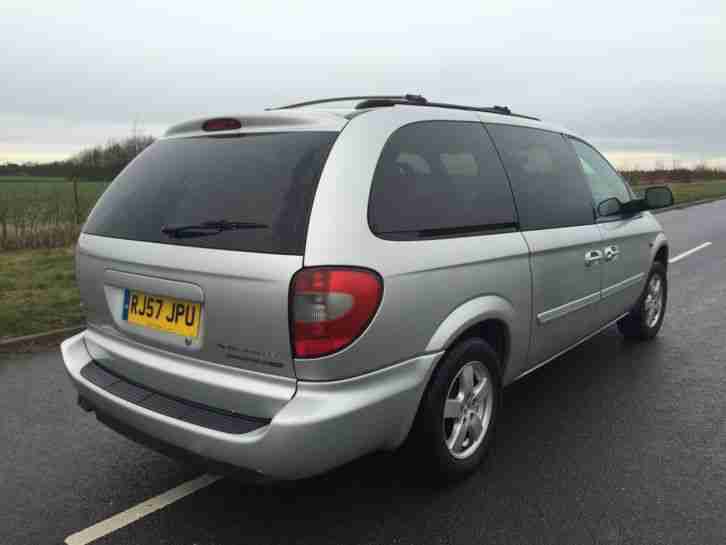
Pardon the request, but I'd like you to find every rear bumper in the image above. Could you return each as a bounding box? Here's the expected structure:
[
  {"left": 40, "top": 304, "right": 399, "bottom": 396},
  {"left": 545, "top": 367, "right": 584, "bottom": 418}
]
[{"left": 61, "top": 331, "right": 441, "bottom": 479}]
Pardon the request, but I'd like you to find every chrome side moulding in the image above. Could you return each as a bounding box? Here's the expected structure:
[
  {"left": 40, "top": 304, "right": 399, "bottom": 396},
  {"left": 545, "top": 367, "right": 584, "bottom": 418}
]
[{"left": 537, "top": 291, "right": 601, "bottom": 325}]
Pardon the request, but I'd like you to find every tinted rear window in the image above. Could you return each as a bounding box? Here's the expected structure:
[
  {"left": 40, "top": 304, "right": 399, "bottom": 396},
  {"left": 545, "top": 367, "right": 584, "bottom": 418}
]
[
  {"left": 368, "top": 121, "right": 517, "bottom": 238},
  {"left": 83, "top": 132, "right": 337, "bottom": 254},
  {"left": 486, "top": 124, "right": 594, "bottom": 230}
]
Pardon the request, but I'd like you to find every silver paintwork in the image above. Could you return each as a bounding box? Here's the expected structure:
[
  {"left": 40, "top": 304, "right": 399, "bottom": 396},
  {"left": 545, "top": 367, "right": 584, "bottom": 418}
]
[
  {"left": 304, "top": 107, "right": 534, "bottom": 381},
  {"left": 444, "top": 361, "right": 493, "bottom": 459},
  {"left": 522, "top": 225, "right": 603, "bottom": 368},
  {"left": 537, "top": 291, "right": 601, "bottom": 325},
  {"left": 82, "top": 328, "right": 295, "bottom": 418},
  {"left": 62, "top": 331, "right": 442, "bottom": 479},
  {"left": 597, "top": 212, "right": 658, "bottom": 325},
  {"left": 601, "top": 272, "right": 646, "bottom": 299},
  {"left": 77, "top": 233, "right": 300, "bottom": 380},
  {"left": 62, "top": 105, "right": 670, "bottom": 478},
  {"left": 164, "top": 110, "right": 348, "bottom": 137}
]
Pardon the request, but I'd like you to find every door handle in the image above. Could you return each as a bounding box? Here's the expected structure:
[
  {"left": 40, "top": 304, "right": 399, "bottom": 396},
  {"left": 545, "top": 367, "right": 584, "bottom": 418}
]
[
  {"left": 604, "top": 245, "right": 620, "bottom": 261},
  {"left": 585, "top": 250, "right": 603, "bottom": 266}
]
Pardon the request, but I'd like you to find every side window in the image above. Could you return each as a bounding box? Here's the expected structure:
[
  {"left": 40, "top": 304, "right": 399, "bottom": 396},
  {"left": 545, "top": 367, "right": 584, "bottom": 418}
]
[
  {"left": 569, "top": 138, "right": 632, "bottom": 211},
  {"left": 486, "top": 124, "right": 594, "bottom": 230},
  {"left": 368, "top": 121, "right": 517, "bottom": 238}
]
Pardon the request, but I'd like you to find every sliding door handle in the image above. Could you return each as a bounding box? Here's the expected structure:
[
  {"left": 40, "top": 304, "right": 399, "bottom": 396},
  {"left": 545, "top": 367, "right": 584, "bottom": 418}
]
[
  {"left": 604, "top": 245, "right": 620, "bottom": 261},
  {"left": 585, "top": 250, "right": 603, "bottom": 266}
]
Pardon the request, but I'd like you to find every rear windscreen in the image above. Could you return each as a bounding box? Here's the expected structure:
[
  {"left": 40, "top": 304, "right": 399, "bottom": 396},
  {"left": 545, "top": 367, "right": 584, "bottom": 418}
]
[{"left": 83, "top": 132, "right": 338, "bottom": 254}]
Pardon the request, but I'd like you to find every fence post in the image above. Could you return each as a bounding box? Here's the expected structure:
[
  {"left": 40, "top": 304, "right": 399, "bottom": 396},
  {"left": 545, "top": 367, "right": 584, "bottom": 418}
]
[{"left": 73, "top": 177, "right": 80, "bottom": 225}]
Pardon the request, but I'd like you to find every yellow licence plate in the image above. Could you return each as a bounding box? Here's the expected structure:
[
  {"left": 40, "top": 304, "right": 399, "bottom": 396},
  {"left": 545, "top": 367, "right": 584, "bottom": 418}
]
[{"left": 123, "top": 290, "right": 201, "bottom": 338}]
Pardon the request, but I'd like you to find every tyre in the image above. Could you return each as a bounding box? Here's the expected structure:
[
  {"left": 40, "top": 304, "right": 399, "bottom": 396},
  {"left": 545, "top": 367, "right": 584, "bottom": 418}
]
[
  {"left": 408, "top": 337, "right": 501, "bottom": 481},
  {"left": 618, "top": 261, "right": 668, "bottom": 340}
]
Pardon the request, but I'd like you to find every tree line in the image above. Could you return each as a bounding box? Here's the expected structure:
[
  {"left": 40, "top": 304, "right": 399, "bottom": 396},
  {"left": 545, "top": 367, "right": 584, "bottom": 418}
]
[
  {"left": 1, "top": 135, "right": 724, "bottom": 185},
  {"left": 621, "top": 166, "right": 726, "bottom": 185},
  {"left": 0, "top": 135, "right": 155, "bottom": 181}
]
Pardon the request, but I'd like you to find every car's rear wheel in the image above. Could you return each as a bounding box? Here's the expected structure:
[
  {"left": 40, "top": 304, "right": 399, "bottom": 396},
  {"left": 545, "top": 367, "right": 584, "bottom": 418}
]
[
  {"left": 618, "top": 261, "right": 668, "bottom": 340},
  {"left": 408, "top": 338, "right": 501, "bottom": 481}
]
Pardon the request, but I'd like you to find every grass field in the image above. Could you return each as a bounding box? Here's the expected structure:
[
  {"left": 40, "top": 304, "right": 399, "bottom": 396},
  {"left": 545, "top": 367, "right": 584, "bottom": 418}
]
[
  {"left": 0, "top": 175, "right": 72, "bottom": 184},
  {"left": 0, "top": 247, "right": 82, "bottom": 340},
  {"left": 0, "top": 176, "right": 109, "bottom": 250},
  {"left": 632, "top": 180, "right": 726, "bottom": 205}
]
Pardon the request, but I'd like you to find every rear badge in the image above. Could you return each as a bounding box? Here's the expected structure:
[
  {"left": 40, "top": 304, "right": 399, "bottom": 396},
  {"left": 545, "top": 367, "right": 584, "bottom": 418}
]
[
  {"left": 185, "top": 338, "right": 192, "bottom": 346},
  {"left": 218, "top": 343, "right": 284, "bottom": 368}
]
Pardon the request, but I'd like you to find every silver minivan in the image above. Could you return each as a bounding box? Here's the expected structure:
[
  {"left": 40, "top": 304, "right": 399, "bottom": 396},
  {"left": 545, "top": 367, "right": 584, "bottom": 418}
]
[{"left": 61, "top": 95, "right": 673, "bottom": 481}]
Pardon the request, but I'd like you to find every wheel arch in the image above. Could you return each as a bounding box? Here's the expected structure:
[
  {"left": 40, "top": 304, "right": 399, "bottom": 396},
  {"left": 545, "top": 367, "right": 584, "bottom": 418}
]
[
  {"left": 425, "top": 295, "right": 515, "bottom": 377},
  {"left": 392, "top": 297, "right": 515, "bottom": 451},
  {"left": 650, "top": 233, "right": 669, "bottom": 269}
]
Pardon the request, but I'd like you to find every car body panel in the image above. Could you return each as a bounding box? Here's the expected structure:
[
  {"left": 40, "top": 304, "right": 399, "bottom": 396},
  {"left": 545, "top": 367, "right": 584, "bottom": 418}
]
[
  {"left": 522, "top": 224, "right": 604, "bottom": 366},
  {"left": 163, "top": 110, "right": 348, "bottom": 138},
  {"left": 62, "top": 103, "right": 669, "bottom": 479},
  {"left": 82, "top": 328, "right": 296, "bottom": 418},
  {"left": 424, "top": 294, "right": 526, "bottom": 384},
  {"left": 649, "top": 229, "right": 669, "bottom": 263},
  {"left": 62, "top": 331, "right": 441, "bottom": 479},
  {"left": 597, "top": 212, "right": 658, "bottom": 324},
  {"left": 77, "top": 233, "right": 302, "bottom": 381},
  {"left": 302, "top": 106, "right": 532, "bottom": 382}
]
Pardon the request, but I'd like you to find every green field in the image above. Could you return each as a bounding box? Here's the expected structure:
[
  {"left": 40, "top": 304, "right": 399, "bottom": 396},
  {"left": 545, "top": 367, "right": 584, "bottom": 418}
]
[
  {"left": 0, "top": 247, "right": 82, "bottom": 340},
  {"left": 0, "top": 175, "right": 73, "bottom": 184},
  {"left": 638, "top": 180, "right": 726, "bottom": 205},
  {"left": 0, "top": 176, "right": 109, "bottom": 250}
]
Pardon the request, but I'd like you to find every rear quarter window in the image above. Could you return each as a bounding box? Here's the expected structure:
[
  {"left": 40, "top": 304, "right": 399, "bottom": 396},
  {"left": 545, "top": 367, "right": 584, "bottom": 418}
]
[
  {"left": 83, "top": 132, "right": 337, "bottom": 254},
  {"left": 368, "top": 121, "right": 518, "bottom": 239}
]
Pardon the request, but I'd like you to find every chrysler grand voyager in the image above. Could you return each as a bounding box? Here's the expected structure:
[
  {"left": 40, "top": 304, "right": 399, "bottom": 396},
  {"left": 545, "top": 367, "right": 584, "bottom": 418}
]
[{"left": 61, "top": 94, "right": 673, "bottom": 480}]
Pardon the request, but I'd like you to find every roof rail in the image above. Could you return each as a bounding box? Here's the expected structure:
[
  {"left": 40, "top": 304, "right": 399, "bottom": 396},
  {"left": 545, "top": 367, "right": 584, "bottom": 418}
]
[
  {"left": 267, "top": 95, "right": 420, "bottom": 110},
  {"left": 268, "top": 94, "right": 539, "bottom": 121},
  {"left": 354, "top": 97, "right": 540, "bottom": 121}
]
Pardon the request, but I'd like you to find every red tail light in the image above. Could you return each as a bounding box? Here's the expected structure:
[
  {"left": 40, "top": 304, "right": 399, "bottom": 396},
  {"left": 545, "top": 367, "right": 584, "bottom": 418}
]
[{"left": 291, "top": 267, "right": 383, "bottom": 358}]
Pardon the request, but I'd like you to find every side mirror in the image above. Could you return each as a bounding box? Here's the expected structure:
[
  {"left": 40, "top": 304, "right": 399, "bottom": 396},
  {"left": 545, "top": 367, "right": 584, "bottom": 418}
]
[
  {"left": 644, "top": 186, "right": 674, "bottom": 209},
  {"left": 597, "top": 197, "right": 622, "bottom": 217}
]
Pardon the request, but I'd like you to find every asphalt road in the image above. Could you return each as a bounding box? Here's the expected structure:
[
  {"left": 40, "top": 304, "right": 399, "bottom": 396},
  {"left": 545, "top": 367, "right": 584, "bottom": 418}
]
[{"left": 3, "top": 200, "right": 726, "bottom": 545}]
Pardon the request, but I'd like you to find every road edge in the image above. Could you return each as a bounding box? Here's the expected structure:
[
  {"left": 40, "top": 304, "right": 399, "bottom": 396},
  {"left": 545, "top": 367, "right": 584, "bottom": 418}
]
[
  {"left": 652, "top": 194, "right": 726, "bottom": 215},
  {"left": 0, "top": 325, "right": 84, "bottom": 350}
]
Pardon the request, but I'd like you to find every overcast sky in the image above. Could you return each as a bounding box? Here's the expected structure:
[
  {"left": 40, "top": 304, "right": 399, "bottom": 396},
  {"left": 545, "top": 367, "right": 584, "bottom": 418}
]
[{"left": 1, "top": 0, "right": 724, "bottom": 168}]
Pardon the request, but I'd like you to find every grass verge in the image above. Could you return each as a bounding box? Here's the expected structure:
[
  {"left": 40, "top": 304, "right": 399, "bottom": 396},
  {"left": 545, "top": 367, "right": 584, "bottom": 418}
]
[
  {"left": 0, "top": 247, "right": 83, "bottom": 340},
  {"left": 633, "top": 180, "right": 726, "bottom": 205}
]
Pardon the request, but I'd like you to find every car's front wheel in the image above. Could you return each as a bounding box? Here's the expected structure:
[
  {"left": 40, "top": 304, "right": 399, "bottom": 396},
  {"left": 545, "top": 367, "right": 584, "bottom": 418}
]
[
  {"left": 618, "top": 261, "right": 668, "bottom": 340},
  {"left": 408, "top": 338, "right": 501, "bottom": 481}
]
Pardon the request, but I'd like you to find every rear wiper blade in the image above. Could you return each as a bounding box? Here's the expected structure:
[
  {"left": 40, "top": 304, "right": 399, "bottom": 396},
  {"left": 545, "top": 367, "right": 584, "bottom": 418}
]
[{"left": 161, "top": 220, "right": 268, "bottom": 238}]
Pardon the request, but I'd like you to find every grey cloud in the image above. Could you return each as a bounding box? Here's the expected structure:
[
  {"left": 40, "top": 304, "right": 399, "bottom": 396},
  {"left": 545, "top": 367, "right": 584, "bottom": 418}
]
[{"left": 1, "top": 0, "right": 724, "bottom": 166}]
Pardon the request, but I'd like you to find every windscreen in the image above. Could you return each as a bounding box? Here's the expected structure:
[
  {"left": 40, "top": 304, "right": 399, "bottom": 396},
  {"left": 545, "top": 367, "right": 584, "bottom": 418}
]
[{"left": 83, "top": 132, "right": 338, "bottom": 254}]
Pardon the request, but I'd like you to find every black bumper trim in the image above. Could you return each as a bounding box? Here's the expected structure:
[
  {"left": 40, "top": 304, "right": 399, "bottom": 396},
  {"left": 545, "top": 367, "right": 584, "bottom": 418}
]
[
  {"left": 80, "top": 361, "right": 269, "bottom": 435},
  {"left": 92, "top": 409, "right": 267, "bottom": 481}
]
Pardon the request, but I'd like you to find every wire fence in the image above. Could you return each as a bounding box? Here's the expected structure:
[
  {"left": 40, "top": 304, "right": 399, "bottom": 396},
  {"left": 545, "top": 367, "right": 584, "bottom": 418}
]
[{"left": 0, "top": 178, "right": 109, "bottom": 251}]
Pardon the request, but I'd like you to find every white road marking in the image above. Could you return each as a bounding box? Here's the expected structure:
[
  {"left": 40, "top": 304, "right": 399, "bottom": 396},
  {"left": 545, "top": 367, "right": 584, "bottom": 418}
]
[
  {"left": 65, "top": 474, "right": 221, "bottom": 545},
  {"left": 669, "top": 242, "right": 712, "bottom": 264}
]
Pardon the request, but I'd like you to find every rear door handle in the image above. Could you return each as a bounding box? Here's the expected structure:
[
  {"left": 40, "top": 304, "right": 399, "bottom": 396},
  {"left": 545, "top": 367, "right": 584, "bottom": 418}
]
[
  {"left": 585, "top": 250, "right": 603, "bottom": 266},
  {"left": 604, "top": 245, "right": 620, "bottom": 261}
]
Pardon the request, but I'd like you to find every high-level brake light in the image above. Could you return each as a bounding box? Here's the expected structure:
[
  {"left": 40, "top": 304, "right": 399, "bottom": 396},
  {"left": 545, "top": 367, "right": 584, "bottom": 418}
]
[{"left": 202, "top": 118, "right": 242, "bottom": 131}]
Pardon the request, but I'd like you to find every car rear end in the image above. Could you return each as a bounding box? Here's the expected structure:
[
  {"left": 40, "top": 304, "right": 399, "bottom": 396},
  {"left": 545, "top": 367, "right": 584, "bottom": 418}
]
[{"left": 61, "top": 110, "right": 437, "bottom": 479}]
